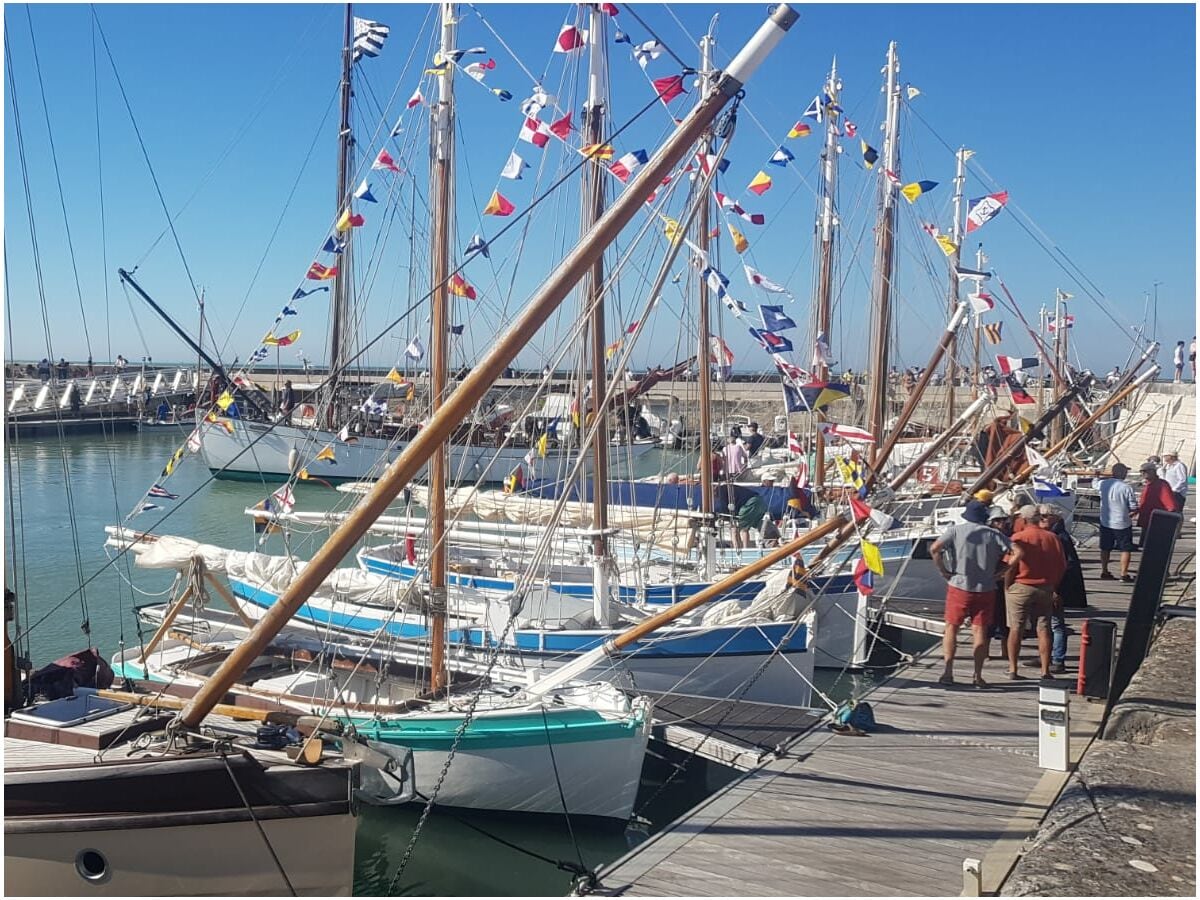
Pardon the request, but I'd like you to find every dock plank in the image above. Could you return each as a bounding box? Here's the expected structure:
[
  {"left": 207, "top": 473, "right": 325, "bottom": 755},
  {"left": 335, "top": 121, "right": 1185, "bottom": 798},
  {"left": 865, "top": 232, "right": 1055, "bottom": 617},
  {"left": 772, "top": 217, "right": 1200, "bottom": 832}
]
[{"left": 594, "top": 521, "right": 1193, "bottom": 896}]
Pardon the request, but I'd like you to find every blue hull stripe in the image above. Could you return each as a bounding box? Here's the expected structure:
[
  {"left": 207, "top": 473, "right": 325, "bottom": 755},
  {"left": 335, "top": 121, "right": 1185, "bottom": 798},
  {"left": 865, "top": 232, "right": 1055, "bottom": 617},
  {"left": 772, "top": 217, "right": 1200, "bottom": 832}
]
[
  {"left": 229, "top": 579, "right": 807, "bottom": 658},
  {"left": 358, "top": 556, "right": 764, "bottom": 606}
]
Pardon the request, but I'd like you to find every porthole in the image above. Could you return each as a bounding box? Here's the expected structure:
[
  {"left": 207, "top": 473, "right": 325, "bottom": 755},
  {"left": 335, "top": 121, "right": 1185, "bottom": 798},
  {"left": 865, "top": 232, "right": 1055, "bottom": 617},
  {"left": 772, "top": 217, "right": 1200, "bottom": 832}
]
[{"left": 75, "top": 848, "right": 111, "bottom": 884}]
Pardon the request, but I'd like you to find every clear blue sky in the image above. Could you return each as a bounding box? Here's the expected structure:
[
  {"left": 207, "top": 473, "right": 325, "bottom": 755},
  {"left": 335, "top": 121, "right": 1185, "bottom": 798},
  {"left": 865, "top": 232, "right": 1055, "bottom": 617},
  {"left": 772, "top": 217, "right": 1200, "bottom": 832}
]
[{"left": 4, "top": 3, "right": 1195, "bottom": 377}]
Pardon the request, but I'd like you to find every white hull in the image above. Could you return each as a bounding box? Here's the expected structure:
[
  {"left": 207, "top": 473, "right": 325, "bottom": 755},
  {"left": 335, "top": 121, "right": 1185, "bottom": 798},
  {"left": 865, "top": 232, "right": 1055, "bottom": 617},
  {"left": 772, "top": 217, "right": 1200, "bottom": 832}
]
[
  {"left": 399, "top": 724, "right": 648, "bottom": 819},
  {"left": 198, "top": 419, "right": 655, "bottom": 484},
  {"left": 5, "top": 805, "right": 356, "bottom": 896}
]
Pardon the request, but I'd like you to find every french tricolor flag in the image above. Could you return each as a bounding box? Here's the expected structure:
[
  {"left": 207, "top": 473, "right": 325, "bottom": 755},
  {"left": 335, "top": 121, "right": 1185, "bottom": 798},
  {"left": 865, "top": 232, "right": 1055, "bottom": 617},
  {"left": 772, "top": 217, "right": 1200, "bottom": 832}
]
[
  {"left": 609, "top": 149, "right": 648, "bottom": 183},
  {"left": 996, "top": 355, "right": 1039, "bottom": 374}
]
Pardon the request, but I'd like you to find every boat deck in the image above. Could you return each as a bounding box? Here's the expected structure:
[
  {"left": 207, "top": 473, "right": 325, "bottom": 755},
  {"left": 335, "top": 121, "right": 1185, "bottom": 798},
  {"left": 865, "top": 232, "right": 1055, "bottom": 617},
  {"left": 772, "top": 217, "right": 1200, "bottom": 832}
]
[
  {"left": 643, "top": 693, "right": 820, "bottom": 772},
  {"left": 592, "top": 519, "right": 1195, "bottom": 896}
]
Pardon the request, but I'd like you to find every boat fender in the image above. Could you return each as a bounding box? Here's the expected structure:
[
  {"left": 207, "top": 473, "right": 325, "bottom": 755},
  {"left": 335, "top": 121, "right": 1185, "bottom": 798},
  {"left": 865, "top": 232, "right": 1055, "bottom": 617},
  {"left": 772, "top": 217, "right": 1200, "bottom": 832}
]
[
  {"left": 831, "top": 700, "right": 876, "bottom": 733},
  {"left": 288, "top": 447, "right": 300, "bottom": 473}
]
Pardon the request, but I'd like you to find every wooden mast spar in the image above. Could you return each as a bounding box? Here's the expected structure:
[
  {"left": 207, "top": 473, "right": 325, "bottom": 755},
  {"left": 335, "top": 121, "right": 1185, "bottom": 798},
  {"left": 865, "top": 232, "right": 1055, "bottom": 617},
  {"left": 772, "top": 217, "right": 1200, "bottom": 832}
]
[
  {"left": 177, "top": 3, "right": 801, "bottom": 729},
  {"left": 865, "top": 41, "right": 900, "bottom": 442},
  {"left": 581, "top": 4, "right": 614, "bottom": 626},
  {"left": 427, "top": 2, "right": 456, "bottom": 690},
  {"left": 327, "top": 4, "right": 354, "bottom": 428}
]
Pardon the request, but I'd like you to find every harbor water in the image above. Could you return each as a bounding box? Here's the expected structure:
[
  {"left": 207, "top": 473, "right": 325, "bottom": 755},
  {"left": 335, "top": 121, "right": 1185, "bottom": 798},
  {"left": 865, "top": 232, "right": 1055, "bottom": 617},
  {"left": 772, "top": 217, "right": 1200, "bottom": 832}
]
[{"left": 5, "top": 427, "right": 884, "bottom": 895}]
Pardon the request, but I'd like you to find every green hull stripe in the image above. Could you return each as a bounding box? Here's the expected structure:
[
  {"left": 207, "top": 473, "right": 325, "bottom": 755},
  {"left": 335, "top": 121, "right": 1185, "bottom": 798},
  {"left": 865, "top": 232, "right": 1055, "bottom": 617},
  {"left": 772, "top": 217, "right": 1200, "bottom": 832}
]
[{"left": 343, "top": 706, "right": 645, "bottom": 751}]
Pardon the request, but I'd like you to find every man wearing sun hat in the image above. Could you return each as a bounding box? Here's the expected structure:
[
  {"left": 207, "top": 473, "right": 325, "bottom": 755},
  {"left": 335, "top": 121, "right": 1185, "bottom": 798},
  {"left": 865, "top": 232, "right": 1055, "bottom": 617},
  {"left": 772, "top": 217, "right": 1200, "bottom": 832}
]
[{"left": 931, "top": 499, "right": 1022, "bottom": 687}]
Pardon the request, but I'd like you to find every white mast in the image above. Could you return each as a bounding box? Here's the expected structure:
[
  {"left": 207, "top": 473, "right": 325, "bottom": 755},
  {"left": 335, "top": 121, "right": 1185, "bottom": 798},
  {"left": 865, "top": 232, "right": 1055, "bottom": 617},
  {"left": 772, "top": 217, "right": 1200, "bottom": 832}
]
[{"left": 943, "top": 146, "right": 968, "bottom": 429}]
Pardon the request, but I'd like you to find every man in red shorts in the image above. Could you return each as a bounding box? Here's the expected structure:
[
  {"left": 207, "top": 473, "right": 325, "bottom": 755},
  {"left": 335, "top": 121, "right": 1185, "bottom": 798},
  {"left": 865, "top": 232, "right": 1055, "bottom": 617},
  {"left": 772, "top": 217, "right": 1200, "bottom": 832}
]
[{"left": 931, "top": 499, "right": 1023, "bottom": 687}]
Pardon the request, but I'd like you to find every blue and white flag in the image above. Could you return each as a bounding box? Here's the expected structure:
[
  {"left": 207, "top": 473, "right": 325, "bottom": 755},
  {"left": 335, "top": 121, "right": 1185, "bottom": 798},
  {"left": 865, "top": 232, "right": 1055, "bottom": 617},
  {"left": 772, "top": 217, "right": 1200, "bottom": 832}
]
[
  {"left": 354, "top": 179, "right": 378, "bottom": 203},
  {"left": 748, "top": 328, "right": 793, "bottom": 353},
  {"left": 759, "top": 305, "right": 796, "bottom": 332},
  {"left": 465, "top": 234, "right": 490, "bottom": 258},
  {"left": 802, "top": 95, "right": 822, "bottom": 122},
  {"left": 148, "top": 484, "right": 178, "bottom": 500},
  {"left": 953, "top": 264, "right": 992, "bottom": 283},
  {"left": 768, "top": 146, "right": 794, "bottom": 166},
  {"left": 292, "top": 286, "right": 330, "bottom": 300}
]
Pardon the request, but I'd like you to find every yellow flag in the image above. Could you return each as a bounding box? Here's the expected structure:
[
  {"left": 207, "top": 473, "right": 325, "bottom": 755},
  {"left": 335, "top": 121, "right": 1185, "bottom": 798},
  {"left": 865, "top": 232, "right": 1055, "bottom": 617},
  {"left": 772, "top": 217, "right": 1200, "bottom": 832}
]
[
  {"left": 216, "top": 390, "right": 235, "bottom": 411},
  {"left": 405, "top": 383, "right": 415, "bottom": 401},
  {"left": 935, "top": 234, "right": 957, "bottom": 256},
  {"left": 861, "top": 539, "right": 884, "bottom": 576},
  {"left": 727, "top": 223, "right": 749, "bottom": 254},
  {"left": 386, "top": 367, "right": 404, "bottom": 384},
  {"left": 663, "top": 217, "right": 682, "bottom": 242},
  {"left": 298, "top": 468, "right": 310, "bottom": 480},
  {"left": 315, "top": 446, "right": 336, "bottom": 463},
  {"left": 537, "top": 432, "right": 548, "bottom": 458}
]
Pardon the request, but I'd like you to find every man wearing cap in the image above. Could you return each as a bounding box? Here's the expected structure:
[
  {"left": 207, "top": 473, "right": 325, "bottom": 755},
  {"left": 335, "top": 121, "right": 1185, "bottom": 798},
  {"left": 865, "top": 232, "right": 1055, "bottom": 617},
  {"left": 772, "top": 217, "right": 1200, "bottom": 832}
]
[
  {"left": 1098, "top": 463, "right": 1137, "bottom": 582},
  {"left": 1006, "top": 505, "right": 1067, "bottom": 680},
  {"left": 1137, "top": 461, "right": 1181, "bottom": 546},
  {"left": 931, "top": 499, "right": 1021, "bottom": 687},
  {"left": 1162, "top": 451, "right": 1189, "bottom": 511}
]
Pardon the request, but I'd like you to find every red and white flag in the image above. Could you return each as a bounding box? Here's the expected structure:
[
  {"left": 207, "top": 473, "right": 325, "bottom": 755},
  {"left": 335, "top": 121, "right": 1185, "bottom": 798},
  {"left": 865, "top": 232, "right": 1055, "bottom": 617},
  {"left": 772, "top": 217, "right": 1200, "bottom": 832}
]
[
  {"left": 372, "top": 148, "right": 401, "bottom": 172},
  {"left": 849, "top": 496, "right": 899, "bottom": 531},
  {"left": 519, "top": 117, "right": 552, "bottom": 148},
  {"left": 406, "top": 88, "right": 423, "bottom": 109},
  {"left": 819, "top": 422, "right": 876, "bottom": 443},
  {"left": 554, "top": 24, "right": 585, "bottom": 53}
]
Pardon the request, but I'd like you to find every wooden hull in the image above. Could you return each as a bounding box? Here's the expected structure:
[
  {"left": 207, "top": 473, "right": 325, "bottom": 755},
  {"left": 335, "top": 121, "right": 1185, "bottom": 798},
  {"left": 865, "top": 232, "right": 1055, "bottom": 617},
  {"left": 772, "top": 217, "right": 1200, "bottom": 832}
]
[{"left": 5, "top": 752, "right": 358, "bottom": 896}]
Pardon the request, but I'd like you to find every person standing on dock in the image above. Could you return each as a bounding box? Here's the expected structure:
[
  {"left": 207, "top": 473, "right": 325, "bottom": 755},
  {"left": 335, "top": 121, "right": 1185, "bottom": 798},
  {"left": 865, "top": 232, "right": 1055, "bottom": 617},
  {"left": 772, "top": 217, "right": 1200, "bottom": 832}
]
[
  {"left": 1005, "top": 505, "right": 1067, "bottom": 681},
  {"left": 1162, "top": 451, "right": 1189, "bottom": 511},
  {"left": 1041, "top": 504, "right": 1084, "bottom": 674},
  {"left": 1136, "top": 462, "right": 1181, "bottom": 545},
  {"left": 931, "top": 499, "right": 1020, "bottom": 688},
  {"left": 1098, "top": 463, "right": 1137, "bottom": 582}
]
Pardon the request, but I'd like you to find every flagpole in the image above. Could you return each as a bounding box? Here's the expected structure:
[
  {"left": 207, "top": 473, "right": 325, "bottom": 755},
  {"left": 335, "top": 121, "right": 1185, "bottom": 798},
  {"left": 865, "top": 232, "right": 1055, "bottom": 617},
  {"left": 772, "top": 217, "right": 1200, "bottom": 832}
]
[
  {"left": 1050, "top": 289, "right": 1064, "bottom": 443},
  {"left": 695, "top": 22, "right": 718, "bottom": 577},
  {"left": 427, "top": 1, "right": 457, "bottom": 691},
  {"left": 971, "top": 243, "right": 983, "bottom": 400},
  {"left": 943, "top": 146, "right": 967, "bottom": 430},
  {"left": 812, "top": 56, "right": 840, "bottom": 497},
  {"left": 327, "top": 3, "right": 354, "bottom": 429}
]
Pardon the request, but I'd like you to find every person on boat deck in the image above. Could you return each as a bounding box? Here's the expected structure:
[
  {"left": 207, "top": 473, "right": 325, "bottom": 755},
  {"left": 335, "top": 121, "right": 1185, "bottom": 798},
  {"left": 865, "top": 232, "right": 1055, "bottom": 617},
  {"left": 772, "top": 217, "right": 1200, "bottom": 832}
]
[
  {"left": 930, "top": 499, "right": 1019, "bottom": 688},
  {"left": 723, "top": 435, "right": 748, "bottom": 479},
  {"left": 744, "top": 422, "right": 765, "bottom": 457},
  {"left": 1005, "top": 504, "right": 1066, "bottom": 681},
  {"left": 279, "top": 379, "right": 295, "bottom": 425},
  {"left": 156, "top": 399, "right": 170, "bottom": 422},
  {"left": 1137, "top": 461, "right": 1180, "bottom": 544},
  {"left": 724, "top": 485, "right": 768, "bottom": 551},
  {"left": 1161, "top": 451, "right": 1189, "bottom": 510}
]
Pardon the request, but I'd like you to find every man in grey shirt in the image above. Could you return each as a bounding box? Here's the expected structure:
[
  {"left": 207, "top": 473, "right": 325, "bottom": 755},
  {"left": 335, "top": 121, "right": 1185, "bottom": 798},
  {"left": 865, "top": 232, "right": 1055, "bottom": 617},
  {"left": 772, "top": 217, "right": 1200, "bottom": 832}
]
[
  {"left": 1098, "top": 463, "right": 1137, "bottom": 581},
  {"left": 931, "top": 500, "right": 1022, "bottom": 687}
]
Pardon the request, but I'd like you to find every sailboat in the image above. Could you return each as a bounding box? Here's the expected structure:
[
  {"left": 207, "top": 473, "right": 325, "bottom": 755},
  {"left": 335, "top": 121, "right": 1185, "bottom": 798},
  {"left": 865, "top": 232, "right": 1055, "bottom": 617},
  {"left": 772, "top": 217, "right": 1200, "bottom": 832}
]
[{"left": 188, "top": 4, "right": 655, "bottom": 486}]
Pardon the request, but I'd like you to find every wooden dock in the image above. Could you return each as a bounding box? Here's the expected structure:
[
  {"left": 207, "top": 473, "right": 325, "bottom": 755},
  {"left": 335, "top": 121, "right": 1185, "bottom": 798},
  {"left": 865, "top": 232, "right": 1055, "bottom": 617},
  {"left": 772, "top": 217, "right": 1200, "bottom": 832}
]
[{"left": 592, "top": 519, "right": 1195, "bottom": 896}]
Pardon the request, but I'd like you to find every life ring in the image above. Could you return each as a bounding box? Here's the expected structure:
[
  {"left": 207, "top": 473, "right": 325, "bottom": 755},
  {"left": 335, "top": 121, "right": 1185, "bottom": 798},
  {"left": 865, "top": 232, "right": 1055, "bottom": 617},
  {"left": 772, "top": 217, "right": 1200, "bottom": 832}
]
[{"left": 300, "top": 403, "right": 316, "bottom": 418}]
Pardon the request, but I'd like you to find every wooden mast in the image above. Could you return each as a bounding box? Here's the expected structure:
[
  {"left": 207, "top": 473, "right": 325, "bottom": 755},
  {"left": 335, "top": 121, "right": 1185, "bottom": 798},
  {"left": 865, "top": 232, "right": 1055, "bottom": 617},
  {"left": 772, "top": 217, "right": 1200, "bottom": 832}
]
[
  {"left": 942, "top": 146, "right": 967, "bottom": 430},
  {"left": 696, "top": 22, "right": 717, "bottom": 577},
  {"left": 865, "top": 41, "right": 900, "bottom": 442},
  {"left": 176, "top": 2, "right": 801, "bottom": 730},
  {"left": 812, "top": 56, "right": 840, "bottom": 494},
  {"left": 427, "top": 2, "right": 456, "bottom": 690},
  {"left": 327, "top": 4, "right": 354, "bottom": 428},
  {"left": 581, "top": 4, "right": 614, "bottom": 625}
]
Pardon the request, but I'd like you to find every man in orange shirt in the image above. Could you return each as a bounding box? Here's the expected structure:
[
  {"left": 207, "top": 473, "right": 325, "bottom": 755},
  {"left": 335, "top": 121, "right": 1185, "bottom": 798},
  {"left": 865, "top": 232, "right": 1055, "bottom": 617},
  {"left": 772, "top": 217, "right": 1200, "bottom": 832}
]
[
  {"left": 1005, "top": 505, "right": 1067, "bottom": 681},
  {"left": 1137, "top": 461, "right": 1180, "bottom": 546}
]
